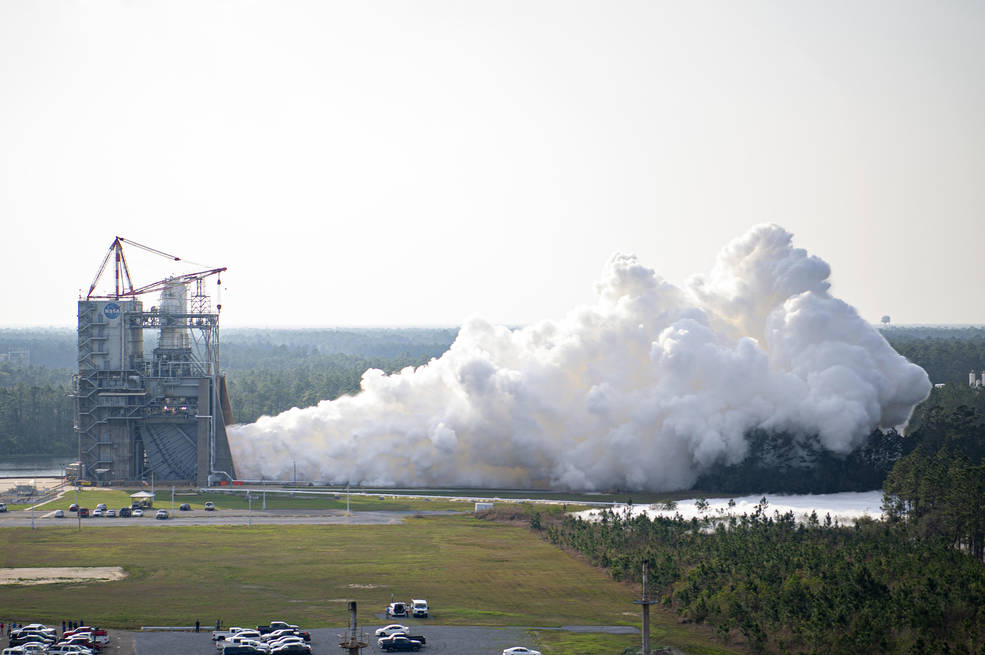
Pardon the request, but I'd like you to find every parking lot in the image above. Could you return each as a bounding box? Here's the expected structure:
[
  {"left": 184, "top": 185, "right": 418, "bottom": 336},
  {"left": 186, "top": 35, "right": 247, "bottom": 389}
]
[{"left": 5, "top": 625, "right": 638, "bottom": 655}]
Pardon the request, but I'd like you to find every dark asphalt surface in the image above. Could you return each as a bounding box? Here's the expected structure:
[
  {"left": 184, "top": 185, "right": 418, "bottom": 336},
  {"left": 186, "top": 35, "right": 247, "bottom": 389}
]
[
  {"left": 8, "top": 624, "right": 638, "bottom": 655},
  {"left": 131, "top": 624, "right": 636, "bottom": 654}
]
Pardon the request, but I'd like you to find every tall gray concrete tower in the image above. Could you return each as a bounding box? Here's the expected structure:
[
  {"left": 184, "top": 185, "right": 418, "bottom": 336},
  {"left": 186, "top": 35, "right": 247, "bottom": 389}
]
[{"left": 73, "top": 238, "right": 236, "bottom": 486}]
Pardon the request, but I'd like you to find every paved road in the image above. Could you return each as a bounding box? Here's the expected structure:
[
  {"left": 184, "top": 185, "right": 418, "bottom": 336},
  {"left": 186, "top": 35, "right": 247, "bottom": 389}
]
[{"left": 0, "top": 509, "right": 460, "bottom": 528}]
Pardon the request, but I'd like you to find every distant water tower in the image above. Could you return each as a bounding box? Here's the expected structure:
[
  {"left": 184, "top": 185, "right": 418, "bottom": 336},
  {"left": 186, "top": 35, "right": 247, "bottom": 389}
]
[{"left": 881, "top": 315, "right": 891, "bottom": 326}]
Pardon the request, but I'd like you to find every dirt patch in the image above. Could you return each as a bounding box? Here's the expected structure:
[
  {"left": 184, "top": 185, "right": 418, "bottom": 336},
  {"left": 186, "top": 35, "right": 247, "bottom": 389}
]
[
  {"left": 345, "top": 583, "right": 378, "bottom": 589},
  {"left": 0, "top": 566, "right": 127, "bottom": 585}
]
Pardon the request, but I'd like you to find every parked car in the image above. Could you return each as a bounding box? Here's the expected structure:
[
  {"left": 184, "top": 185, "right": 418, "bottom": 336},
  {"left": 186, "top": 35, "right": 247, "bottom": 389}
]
[
  {"left": 95, "top": 503, "right": 107, "bottom": 511},
  {"left": 54, "top": 509, "right": 65, "bottom": 518},
  {"left": 220, "top": 645, "right": 265, "bottom": 655},
  {"left": 79, "top": 508, "right": 90, "bottom": 517},
  {"left": 119, "top": 507, "right": 131, "bottom": 517},
  {"left": 63, "top": 628, "right": 108, "bottom": 645},
  {"left": 2, "top": 647, "right": 27, "bottom": 655},
  {"left": 47, "top": 646, "right": 95, "bottom": 655},
  {"left": 104, "top": 509, "right": 116, "bottom": 517},
  {"left": 179, "top": 503, "right": 191, "bottom": 511},
  {"left": 9, "top": 635, "right": 54, "bottom": 648},
  {"left": 155, "top": 509, "right": 169, "bottom": 520},
  {"left": 385, "top": 602, "right": 408, "bottom": 617},
  {"left": 0, "top": 502, "right": 7, "bottom": 512},
  {"left": 132, "top": 508, "right": 144, "bottom": 517},
  {"left": 58, "top": 636, "right": 101, "bottom": 652},
  {"left": 257, "top": 622, "right": 300, "bottom": 636},
  {"left": 13, "top": 645, "right": 48, "bottom": 655},
  {"left": 503, "top": 649, "right": 542, "bottom": 655},
  {"left": 204, "top": 501, "right": 216, "bottom": 511},
  {"left": 212, "top": 627, "right": 246, "bottom": 642},
  {"left": 375, "top": 625, "right": 410, "bottom": 638},
  {"left": 9, "top": 637, "right": 54, "bottom": 649},
  {"left": 411, "top": 599, "right": 429, "bottom": 618},
  {"left": 69, "top": 503, "right": 79, "bottom": 512},
  {"left": 265, "top": 636, "right": 302, "bottom": 650},
  {"left": 91, "top": 509, "right": 103, "bottom": 517},
  {"left": 378, "top": 636, "right": 423, "bottom": 652},
  {"left": 269, "top": 644, "right": 310, "bottom": 655}
]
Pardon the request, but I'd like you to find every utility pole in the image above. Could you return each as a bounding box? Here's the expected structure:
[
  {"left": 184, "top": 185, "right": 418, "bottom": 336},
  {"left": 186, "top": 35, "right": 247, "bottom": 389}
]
[{"left": 633, "top": 560, "right": 658, "bottom": 655}]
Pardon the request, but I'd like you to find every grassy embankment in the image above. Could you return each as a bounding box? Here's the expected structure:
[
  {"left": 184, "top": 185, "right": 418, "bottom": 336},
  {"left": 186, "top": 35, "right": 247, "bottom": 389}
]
[{"left": 0, "top": 514, "right": 741, "bottom": 655}]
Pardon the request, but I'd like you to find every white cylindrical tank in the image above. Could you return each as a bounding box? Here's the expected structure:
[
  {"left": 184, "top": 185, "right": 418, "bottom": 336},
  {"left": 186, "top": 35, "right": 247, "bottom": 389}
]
[
  {"left": 159, "top": 280, "right": 190, "bottom": 350},
  {"left": 971, "top": 371, "right": 978, "bottom": 388}
]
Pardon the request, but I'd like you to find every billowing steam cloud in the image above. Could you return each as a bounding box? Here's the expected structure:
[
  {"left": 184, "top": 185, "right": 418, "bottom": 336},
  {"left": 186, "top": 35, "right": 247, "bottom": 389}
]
[{"left": 228, "top": 225, "right": 931, "bottom": 490}]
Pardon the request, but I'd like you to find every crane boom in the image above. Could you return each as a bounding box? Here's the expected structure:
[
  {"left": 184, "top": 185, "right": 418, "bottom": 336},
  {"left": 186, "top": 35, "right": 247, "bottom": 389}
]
[{"left": 85, "top": 237, "right": 225, "bottom": 301}]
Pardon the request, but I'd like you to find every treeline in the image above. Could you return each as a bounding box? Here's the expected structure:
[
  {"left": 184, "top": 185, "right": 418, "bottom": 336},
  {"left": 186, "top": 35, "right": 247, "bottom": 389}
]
[
  {"left": 544, "top": 506, "right": 985, "bottom": 654},
  {"left": 223, "top": 327, "right": 458, "bottom": 363},
  {"left": 0, "top": 365, "right": 75, "bottom": 455},
  {"left": 693, "top": 428, "right": 903, "bottom": 494},
  {"left": 225, "top": 352, "right": 436, "bottom": 424},
  {"left": 0, "top": 328, "right": 459, "bottom": 455},
  {"left": 883, "top": 389, "right": 985, "bottom": 561},
  {"left": 881, "top": 326, "right": 985, "bottom": 384}
]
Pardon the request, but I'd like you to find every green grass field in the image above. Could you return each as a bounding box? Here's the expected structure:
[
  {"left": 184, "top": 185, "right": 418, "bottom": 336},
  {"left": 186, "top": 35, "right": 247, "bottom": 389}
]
[{"left": 0, "top": 515, "right": 742, "bottom": 655}]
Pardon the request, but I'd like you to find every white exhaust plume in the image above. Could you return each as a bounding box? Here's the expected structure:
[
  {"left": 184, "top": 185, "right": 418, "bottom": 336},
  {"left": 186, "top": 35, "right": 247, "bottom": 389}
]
[{"left": 227, "top": 225, "right": 931, "bottom": 490}]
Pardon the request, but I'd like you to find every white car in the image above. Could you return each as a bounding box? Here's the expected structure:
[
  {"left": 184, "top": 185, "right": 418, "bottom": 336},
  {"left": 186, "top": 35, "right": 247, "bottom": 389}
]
[
  {"left": 14, "top": 644, "right": 48, "bottom": 655},
  {"left": 17, "top": 626, "right": 56, "bottom": 637},
  {"left": 503, "top": 648, "right": 542, "bottom": 655},
  {"left": 46, "top": 646, "right": 95, "bottom": 655},
  {"left": 266, "top": 636, "right": 303, "bottom": 650},
  {"left": 262, "top": 630, "right": 302, "bottom": 643},
  {"left": 375, "top": 624, "right": 410, "bottom": 637},
  {"left": 132, "top": 508, "right": 144, "bottom": 517}
]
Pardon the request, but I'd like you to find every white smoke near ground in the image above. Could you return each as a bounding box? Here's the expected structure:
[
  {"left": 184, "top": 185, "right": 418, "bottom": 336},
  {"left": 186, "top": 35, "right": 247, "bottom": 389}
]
[{"left": 227, "top": 224, "right": 931, "bottom": 491}]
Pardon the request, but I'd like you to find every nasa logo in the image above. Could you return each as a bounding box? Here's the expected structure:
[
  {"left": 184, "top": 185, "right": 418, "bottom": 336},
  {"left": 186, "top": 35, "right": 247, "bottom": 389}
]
[{"left": 103, "top": 303, "right": 121, "bottom": 320}]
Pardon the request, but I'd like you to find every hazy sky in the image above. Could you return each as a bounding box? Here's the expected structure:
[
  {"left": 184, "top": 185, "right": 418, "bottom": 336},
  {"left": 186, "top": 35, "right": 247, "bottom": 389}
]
[{"left": 2, "top": 1, "right": 983, "bottom": 328}]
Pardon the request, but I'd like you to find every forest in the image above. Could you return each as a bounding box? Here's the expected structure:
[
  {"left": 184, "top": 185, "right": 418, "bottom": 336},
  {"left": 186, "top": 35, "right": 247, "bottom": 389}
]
[
  {"left": 0, "top": 327, "right": 456, "bottom": 455},
  {"left": 1, "top": 324, "right": 984, "bottom": 479},
  {"left": 534, "top": 396, "right": 985, "bottom": 654}
]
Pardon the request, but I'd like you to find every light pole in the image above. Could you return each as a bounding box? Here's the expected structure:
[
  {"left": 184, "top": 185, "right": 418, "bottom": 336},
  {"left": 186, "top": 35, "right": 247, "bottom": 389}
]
[
  {"left": 247, "top": 492, "right": 252, "bottom": 527},
  {"left": 171, "top": 486, "right": 175, "bottom": 517},
  {"left": 76, "top": 483, "right": 81, "bottom": 532}
]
